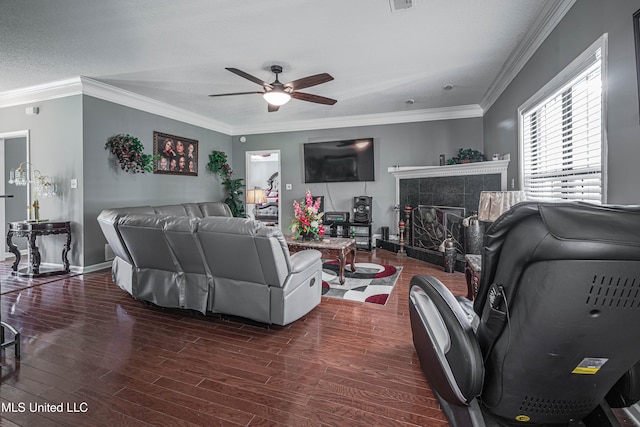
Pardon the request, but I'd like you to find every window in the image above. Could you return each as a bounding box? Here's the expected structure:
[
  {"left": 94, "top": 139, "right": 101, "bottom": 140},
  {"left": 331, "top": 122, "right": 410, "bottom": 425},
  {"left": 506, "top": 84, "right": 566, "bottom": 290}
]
[{"left": 520, "top": 36, "right": 607, "bottom": 203}]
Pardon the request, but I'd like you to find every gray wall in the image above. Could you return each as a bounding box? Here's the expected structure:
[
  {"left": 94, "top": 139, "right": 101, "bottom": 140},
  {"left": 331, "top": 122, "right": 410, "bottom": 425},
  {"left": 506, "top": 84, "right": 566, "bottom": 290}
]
[
  {"left": 82, "top": 95, "right": 232, "bottom": 266},
  {"left": 0, "top": 96, "right": 84, "bottom": 266},
  {"left": 484, "top": 0, "right": 640, "bottom": 204},
  {"left": 232, "top": 118, "right": 483, "bottom": 235},
  {"left": 0, "top": 94, "right": 233, "bottom": 268}
]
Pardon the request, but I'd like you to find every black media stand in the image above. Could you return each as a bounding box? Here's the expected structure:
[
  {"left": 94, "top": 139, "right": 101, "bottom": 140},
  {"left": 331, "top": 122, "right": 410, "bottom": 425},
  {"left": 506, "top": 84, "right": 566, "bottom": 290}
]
[{"left": 327, "top": 221, "right": 372, "bottom": 251}]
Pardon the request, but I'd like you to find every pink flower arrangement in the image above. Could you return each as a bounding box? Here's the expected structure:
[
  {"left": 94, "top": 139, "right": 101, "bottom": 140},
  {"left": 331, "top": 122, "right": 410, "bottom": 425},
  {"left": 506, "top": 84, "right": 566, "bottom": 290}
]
[{"left": 290, "top": 190, "right": 325, "bottom": 239}]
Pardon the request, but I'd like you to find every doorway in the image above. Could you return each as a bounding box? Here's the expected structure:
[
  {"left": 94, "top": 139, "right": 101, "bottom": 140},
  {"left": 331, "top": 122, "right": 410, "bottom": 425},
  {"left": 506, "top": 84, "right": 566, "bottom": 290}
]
[
  {"left": 245, "top": 150, "right": 281, "bottom": 227},
  {"left": 0, "top": 130, "right": 30, "bottom": 259}
]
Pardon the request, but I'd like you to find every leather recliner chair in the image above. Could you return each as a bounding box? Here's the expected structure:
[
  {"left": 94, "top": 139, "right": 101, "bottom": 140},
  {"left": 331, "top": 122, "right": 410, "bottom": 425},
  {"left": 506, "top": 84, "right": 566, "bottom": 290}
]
[{"left": 409, "top": 201, "right": 640, "bottom": 426}]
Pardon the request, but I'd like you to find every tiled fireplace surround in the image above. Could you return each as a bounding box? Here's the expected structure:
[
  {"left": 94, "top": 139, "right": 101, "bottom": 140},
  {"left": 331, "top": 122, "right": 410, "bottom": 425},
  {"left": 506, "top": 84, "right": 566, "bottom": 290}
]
[{"left": 379, "top": 160, "right": 509, "bottom": 270}]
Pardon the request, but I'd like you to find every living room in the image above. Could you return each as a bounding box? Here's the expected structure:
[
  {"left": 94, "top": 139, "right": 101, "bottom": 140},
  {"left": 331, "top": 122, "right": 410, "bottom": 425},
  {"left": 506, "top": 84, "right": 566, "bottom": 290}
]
[{"left": 1, "top": 0, "right": 640, "bottom": 425}]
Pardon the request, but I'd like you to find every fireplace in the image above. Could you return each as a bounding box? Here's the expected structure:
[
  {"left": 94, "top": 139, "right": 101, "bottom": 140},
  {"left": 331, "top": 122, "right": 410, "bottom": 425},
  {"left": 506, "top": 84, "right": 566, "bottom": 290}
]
[
  {"left": 382, "top": 160, "right": 510, "bottom": 270},
  {"left": 411, "top": 205, "right": 465, "bottom": 253}
]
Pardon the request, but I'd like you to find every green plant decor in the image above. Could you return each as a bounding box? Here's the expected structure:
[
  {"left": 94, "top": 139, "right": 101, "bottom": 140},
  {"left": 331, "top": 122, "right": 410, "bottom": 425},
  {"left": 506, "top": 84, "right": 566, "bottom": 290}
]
[
  {"left": 207, "top": 150, "right": 245, "bottom": 217},
  {"left": 105, "top": 134, "right": 158, "bottom": 173},
  {"left": 446, "top": 148, "right": 486, "bottom": 165}
]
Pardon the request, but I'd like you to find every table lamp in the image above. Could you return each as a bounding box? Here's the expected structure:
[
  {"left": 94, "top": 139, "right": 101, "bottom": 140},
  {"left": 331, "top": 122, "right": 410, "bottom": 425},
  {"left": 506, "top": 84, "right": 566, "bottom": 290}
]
[
  {"left": 478, "top": 191, "right": 526, "bottom": 222},
  {"left": 246, "top": 188, "right": 267, "bottom": 219}
]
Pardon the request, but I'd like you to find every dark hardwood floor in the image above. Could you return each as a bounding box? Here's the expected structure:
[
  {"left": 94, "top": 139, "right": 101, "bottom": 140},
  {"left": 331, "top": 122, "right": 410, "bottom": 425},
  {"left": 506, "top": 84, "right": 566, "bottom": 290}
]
[
  {"left": 0, "top": 249, "right": 469, "bottom": 426},
  {"left": 1, "top": 248, "right": 637, "bottom": 426}
]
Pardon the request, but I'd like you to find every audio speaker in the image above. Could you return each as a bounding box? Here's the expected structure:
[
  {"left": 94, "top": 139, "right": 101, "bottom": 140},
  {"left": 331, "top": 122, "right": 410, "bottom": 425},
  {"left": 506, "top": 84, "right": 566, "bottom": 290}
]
[{"left": 353, "top": 196, "right": 372, "bottom": 223}]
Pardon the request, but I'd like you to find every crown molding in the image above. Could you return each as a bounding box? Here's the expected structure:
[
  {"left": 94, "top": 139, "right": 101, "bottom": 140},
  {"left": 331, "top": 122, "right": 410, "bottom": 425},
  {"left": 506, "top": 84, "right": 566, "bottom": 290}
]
[
  {"left": 232, "top": 104, "right": 484, "bottom": 135},
  {"left": 0, "top": 77, "right": 83, "bottom": 108},
  {"left": 80, "top": 77, "right": 233, "bottom": 135},
  {"left": 0, "top": 76, "right": 233, "bottom": 135},
  {"left": 480, "top": 0, "right": 577, "bottom": 111},
  {"left": 1, "top": 77, "right": 483, "bottom": 136}
]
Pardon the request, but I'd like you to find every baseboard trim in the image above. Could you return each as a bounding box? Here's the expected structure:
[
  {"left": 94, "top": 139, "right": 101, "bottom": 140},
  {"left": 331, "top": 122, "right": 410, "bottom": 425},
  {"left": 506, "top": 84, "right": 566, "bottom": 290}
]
[
  {"left": 23, "top": 261, "right": 112, "bottom": 275},
  {"left": 81, "top": 262, "right": 112, "bottom": 273}
]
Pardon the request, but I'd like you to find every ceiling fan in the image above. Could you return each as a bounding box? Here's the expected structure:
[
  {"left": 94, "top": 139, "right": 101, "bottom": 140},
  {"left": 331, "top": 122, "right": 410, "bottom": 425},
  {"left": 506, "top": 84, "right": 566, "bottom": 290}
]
[{"left": 209, "top": 65, "right": 337, "bottom": 112}]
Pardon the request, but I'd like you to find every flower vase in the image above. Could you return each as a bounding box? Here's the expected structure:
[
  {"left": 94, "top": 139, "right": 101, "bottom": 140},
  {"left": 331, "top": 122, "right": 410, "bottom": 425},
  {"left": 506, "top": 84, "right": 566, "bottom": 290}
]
[{"left": 301, "top": 231, "right": 314, "bottom": 241}]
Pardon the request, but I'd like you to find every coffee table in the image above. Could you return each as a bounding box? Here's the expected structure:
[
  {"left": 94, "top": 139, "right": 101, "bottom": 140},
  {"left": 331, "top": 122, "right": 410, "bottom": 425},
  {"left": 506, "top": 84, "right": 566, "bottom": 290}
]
[{"left": 286, "top": 236, "right": 356, "bottom": 285}]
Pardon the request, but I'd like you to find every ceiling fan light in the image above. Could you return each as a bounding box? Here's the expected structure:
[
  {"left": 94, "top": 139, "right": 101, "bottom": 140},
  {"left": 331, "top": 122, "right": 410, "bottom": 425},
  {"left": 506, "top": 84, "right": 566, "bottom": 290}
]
[{"left": 263, "top": 90, "right": 291, "bottom": 106}]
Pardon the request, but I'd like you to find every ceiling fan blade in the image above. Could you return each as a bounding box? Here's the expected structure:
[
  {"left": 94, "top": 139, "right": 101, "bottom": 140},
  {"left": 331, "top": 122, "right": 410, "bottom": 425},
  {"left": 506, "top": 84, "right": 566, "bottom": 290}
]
[
  {"left": 208, "top": 91, "right": 263, "bottom": 97},
  {"left": 226, "top": 68, "right": 273, "bottom": 89},
  {"left": 291, "top": 91, "right": 337, "bottom": 105},
  {"left": 285, "top": 73, "right": 334, "bottom": 91}
]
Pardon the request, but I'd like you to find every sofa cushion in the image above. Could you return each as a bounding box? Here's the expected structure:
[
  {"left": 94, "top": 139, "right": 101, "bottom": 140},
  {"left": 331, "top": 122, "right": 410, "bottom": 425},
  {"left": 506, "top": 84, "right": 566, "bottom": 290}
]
[
  {"left": 194, "top": 217, "right": 290, "bottom": 286},
  {"left": 117, "top": 213, "right": 209, "bottom": 312},
  {"left": 198, "top": 202, "right": 232, "bottom": 217},
  {"left": 153, "top": 204, "right": 189, "bottom": 216}
]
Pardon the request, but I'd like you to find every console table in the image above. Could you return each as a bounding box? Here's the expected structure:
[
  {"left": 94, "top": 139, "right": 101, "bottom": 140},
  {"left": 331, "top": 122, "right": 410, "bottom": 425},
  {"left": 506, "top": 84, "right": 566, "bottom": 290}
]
[{"left": 7, "top": 221, "right": 71, "bottom": 278}]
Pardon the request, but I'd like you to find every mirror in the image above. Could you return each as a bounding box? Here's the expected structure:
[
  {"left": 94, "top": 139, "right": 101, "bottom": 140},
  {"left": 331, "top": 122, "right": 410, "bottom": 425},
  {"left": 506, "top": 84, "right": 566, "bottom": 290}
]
[
  {"left": 245, "top": 150, "right": 280, "bottom": 227},
  {"left": 0, "top": 130, "right": 30, "bottom": 259}
]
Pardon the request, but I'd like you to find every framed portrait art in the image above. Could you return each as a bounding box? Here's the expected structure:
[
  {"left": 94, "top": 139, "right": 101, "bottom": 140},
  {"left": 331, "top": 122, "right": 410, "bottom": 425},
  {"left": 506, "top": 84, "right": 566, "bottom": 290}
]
[{"left": 153, "top": 131, "right": 198, "bottom": 176}]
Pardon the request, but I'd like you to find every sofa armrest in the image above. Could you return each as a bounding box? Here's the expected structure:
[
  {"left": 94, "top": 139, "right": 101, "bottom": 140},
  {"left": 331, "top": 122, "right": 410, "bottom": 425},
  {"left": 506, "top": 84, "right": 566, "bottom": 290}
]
[
  {"left": 290, "top": 249, "right": 322, "bottom": 273},
  {"left": 409, "top": 275, "right": 484, "bottom": 406}
]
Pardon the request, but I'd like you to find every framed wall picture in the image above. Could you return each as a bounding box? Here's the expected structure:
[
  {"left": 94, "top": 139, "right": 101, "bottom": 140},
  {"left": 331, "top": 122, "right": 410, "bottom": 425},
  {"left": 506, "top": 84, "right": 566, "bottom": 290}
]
[{"left": 153, "top": 131, "right": 198, "bottom": 176}]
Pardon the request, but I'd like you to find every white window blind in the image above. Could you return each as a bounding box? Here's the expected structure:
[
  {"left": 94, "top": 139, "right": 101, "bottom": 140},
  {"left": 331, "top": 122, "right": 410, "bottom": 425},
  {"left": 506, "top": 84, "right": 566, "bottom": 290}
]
[{"left": 521, "top": 48, "right": 603, "bottom": 203}]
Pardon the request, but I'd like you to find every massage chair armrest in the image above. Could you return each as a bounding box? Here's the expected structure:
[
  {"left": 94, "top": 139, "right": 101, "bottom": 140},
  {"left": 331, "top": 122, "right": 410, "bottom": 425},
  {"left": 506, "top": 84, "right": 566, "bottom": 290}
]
[
  {"left": 409, "top": 275, "right": 484, "bottom": 406},
  {"left": 290, "top": 249, "right": 322, "bottom": 273}
]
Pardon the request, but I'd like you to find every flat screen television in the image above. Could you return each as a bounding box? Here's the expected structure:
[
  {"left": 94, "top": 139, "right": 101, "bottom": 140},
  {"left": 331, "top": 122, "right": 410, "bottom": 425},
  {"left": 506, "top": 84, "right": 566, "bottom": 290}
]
[{"left": 303, "top": 138, "right": 375, "bottom": 183}]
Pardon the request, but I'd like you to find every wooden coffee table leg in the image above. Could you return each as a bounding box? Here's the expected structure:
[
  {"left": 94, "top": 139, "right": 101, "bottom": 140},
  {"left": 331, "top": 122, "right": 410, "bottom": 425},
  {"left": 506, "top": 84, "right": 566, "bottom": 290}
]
[
  {"left": 348, "top": 246, "right": 356, "bottom": 272},
  {"left": 337, "top": 245, "right": 357, "bottom": 285},
  {"left": 337, "top": 247, "right": 346, "bottom": 285}
]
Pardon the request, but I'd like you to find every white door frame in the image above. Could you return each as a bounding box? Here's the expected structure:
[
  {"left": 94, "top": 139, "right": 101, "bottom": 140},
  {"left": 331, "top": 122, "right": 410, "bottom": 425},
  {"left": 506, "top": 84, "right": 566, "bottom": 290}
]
[
  {"left": 0, "top": 129, "right": 31, "bottom": 260},
  {"left": 245, "top": 149, "right": 281, "bottom": 228}
]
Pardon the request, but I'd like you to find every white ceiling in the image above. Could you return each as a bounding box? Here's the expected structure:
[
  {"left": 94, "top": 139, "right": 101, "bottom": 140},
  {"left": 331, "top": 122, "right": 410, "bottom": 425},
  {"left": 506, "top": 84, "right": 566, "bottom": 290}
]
[{"left": 0, "top": 0, "right": 573, "bottom": 135}]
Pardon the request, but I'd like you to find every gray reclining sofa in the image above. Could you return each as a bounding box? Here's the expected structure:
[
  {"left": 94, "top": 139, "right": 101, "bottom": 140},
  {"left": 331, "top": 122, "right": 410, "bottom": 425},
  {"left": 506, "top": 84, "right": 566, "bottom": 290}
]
[{"left": 97, "top": 202, "right": 322, "bottom": 325}]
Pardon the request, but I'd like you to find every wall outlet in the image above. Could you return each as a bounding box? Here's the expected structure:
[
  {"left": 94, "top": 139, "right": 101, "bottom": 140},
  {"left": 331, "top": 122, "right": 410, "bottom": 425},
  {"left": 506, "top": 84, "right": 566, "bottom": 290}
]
[{"left": 70, "top": 178, "right": 78, "bottom": 189}]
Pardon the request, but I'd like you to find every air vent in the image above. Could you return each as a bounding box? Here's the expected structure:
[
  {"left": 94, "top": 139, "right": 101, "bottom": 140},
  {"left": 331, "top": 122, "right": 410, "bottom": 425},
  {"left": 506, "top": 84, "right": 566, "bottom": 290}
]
[
  {"left": 390, "top": 0, "right": 414, "bottom": 13},
  {"left": 520, "top": 396, "right": 596, "bottom": 416},
  {"left": 586, "top": 275, "right": 640, "bottom": 309}
]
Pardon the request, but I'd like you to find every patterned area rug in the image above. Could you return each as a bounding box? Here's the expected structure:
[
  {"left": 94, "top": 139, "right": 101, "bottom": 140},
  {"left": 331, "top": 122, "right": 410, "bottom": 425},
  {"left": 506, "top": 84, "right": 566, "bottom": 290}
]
[{"left": 321, "top": 261, "right": 402, "bottom": 306}]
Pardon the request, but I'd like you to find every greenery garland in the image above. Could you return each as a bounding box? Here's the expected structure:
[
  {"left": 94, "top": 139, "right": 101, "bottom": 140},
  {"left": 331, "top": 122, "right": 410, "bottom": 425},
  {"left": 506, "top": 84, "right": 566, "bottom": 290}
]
[
  {"left": 207, "top": 150, "right": 245, "bottom": 217},
  {"left": 447, "top": 148, "right": 486, "bottom": 165},
  {"left": 105, "top": 134, "right": 158, "bottom": 173}
]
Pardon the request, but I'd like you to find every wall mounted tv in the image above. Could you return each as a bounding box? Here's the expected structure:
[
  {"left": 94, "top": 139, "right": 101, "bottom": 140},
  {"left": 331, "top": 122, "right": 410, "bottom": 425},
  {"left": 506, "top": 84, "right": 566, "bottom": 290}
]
[{"left": 303, "top": 138, "right": 375, "bottom": 183}]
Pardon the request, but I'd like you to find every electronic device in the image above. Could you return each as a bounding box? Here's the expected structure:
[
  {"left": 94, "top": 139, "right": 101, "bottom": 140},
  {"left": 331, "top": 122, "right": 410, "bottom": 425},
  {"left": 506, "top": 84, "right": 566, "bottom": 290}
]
[
  {"left": 353, "top": 196, "right": 372, "bottom": 223},
  {"left": 303, "top": 138, "right": 375, "bottom": 183},
  {"left": 324, "top": 211, "right": 350, "bottom": 223}
]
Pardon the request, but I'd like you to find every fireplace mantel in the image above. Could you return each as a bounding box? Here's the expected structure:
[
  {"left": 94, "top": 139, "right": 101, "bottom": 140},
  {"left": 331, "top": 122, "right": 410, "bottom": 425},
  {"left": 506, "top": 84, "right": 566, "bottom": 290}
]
[
  {"left": 389, "top": 159, "right": 509, "bottom": 190},
  {"left": 388, "top": 160, "right": 510, "bottom": 206},
  {"left": 388, "top": 159, "right": 509, "bottom": 182}
]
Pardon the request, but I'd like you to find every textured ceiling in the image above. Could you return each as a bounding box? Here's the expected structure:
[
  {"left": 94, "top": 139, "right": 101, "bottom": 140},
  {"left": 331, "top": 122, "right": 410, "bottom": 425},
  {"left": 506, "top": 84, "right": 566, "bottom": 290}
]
[{"left": 0, "top": 0, "right": 568, "bottom": 134}]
